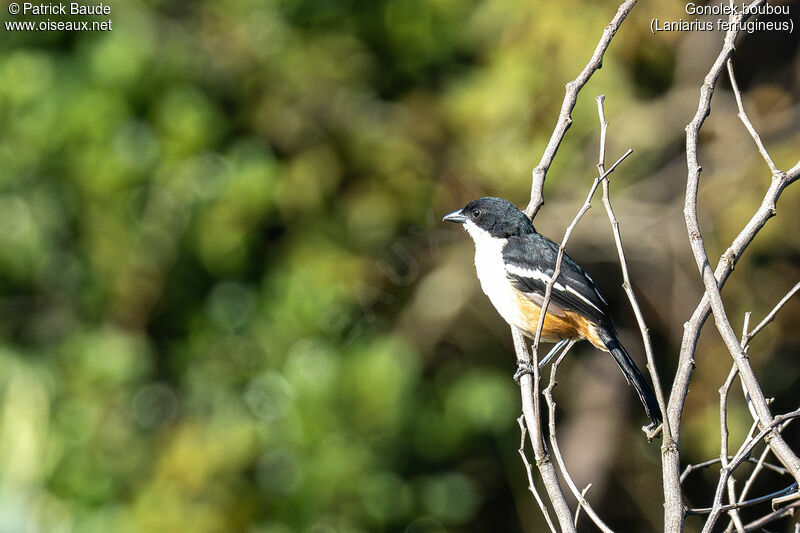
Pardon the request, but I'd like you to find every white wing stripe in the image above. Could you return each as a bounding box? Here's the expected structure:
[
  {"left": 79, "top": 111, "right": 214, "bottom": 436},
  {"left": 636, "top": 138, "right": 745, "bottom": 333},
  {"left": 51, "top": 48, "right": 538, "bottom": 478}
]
[
  {"left": 506, "top": 263, "right": 604, "bottom": 314},
  {"left": 567, "top": 285, "right": 603, "bottom": 313},
  {"left": 505, "top": 264, "right": 566, "bottom": 292}
]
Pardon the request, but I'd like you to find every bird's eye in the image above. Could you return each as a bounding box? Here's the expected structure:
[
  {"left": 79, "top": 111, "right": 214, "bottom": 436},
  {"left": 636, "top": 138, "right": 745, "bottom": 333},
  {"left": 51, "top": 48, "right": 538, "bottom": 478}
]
[{"left": 472, "top": 209, "right": 481, "bottom": 218}]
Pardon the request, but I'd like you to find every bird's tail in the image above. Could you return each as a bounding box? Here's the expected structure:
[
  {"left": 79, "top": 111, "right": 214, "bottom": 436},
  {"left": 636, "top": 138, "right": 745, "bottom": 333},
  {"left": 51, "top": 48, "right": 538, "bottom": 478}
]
[{"left": 597, "top": 327, "right": 662, "bottom": 427}]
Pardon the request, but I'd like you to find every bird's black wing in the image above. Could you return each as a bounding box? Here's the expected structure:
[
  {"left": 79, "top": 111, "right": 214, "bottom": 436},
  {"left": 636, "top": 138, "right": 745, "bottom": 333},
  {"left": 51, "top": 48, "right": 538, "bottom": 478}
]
[{"left": 502, "top": 233, "right": 611, "bottom": 326}]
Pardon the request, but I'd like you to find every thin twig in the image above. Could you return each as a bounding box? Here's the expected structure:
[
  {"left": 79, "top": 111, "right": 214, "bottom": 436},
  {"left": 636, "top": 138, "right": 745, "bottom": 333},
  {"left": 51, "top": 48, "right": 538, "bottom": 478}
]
[
  {"left": 596, "top": 95, "right": 668, "bottom": 441},
  {"left": 596, "top": 95, "right": 608, "bottom": 174},
  {"left": 702, "top": 408, "right": 800, "bottom": 532},
  {"left": 681, "top": 457, "right": 789, "bottom": 484},
  {"left": 574, "top": 484, "right": 593, "bottom": 528},
  {"left": 687, "top": 483, "right": 798, "bottom": 514},
  {"left": 771, "top": 489, "right": 800, "bottom": 508},
  {"left": 740, "top": 447, "right": 779, "bottom": 510},
  {"left": 727, "top": 60, "right": 780, "bottom": 177},
  {"left": 744, "top": 282, "right": 800, "bottom": 344},
  {"left": 718, "top": 308, "right": 749, "bottom": 533},
  {"left": 733, "top": 410, "right": 800, "bottom": 472},
  {"left": 720, "top": 366, "right": 745, "bottom": 531},
  {"left": 742, "top": 501, "right": 800, "bottom": 531},
  {"left": 526, "top": 0, "right": 638, "bottom": 218},
  {"left": 517, "top": 416, "right": 558, "bottom": 533},
  {"left": 739, "top": 419, "right": 797, "bottom": 503},
  {"left": 543, "top": 341, "right": 614, "bottom": 533},
  {"left": 530, "top": 149, "right": 632, "bottom": 364}
]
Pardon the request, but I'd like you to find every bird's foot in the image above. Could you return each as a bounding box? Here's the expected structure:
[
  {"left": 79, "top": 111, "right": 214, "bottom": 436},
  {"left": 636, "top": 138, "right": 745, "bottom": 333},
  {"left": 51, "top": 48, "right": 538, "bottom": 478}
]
[
  {"left": 642, "top": 421, "right": 663, "bottom": 442},
  {"left": 513, "top": 362, "right": 536, "bottom": 384}
]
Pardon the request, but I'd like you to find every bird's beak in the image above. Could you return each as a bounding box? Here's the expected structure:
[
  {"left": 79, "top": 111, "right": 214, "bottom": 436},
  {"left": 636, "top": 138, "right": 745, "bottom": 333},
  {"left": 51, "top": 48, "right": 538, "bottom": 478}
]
[{"left": 442, "top": 209, "right": 467, "bottom": 224}]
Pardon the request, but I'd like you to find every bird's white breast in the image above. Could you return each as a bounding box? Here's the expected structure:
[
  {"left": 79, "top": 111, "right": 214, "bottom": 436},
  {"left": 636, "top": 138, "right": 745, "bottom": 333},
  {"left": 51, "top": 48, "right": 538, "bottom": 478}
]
[{"left": 463, "top": 221, "right": 524, "bottom": 330}]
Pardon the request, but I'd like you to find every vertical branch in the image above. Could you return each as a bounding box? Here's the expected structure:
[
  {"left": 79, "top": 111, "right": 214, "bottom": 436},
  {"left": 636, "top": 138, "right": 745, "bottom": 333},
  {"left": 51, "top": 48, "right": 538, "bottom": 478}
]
[
  {"left": 595, "top": 96, "right": 669, "bottom": 442},
  {"left": 596, "top": 95, "right": 608, "bottom": 173},
  {"left": 701, "top": 368, "right": 737, "bottom": 533},
  {"left": 513, "top": 327, "right": 576, "bottom": 533},
  {"left": 718, "top": 366, "right": 745, "bottom": 532},
  {"left": 517, "top": 417, "right": 558, "bottom": 533}
]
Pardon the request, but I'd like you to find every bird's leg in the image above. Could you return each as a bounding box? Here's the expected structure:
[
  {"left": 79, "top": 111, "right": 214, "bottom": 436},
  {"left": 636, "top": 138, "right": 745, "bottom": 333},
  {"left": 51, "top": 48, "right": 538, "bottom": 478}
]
[
  {"left": 513, "top": 339, "right": 570, "bottom": 383},
  {"left": 538, "top": 339, "right": 569, "bottom": 369}
]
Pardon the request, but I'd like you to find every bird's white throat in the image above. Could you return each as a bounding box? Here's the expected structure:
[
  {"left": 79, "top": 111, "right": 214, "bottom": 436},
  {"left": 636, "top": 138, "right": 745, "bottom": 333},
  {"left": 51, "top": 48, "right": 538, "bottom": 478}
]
[{"left": 462, "top": 221, "right": 523, "bottom": 329}]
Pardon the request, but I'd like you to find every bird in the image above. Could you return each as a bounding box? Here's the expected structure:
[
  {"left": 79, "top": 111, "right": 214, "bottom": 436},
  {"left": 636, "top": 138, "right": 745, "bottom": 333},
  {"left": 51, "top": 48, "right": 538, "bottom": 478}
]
[{"left": 443, "top": 196, "right": 662, "bottom": 429}]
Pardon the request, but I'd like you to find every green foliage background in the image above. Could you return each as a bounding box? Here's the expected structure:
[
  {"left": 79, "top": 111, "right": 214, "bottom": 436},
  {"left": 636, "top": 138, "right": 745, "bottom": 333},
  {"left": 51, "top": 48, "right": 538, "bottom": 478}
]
[{"left": 1, "top": 1, "right": 799, "bottom": 531}]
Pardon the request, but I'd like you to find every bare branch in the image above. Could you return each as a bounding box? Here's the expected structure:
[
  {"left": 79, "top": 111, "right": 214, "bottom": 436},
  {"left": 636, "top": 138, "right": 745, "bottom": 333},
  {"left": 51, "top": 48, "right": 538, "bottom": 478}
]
[
  {"left": 595, "top": 95, "right": 668, "bottom": 441},
  {"left": 720, "top": 280, "right": 800, "bottom": 519},
  {"left": 516, "top": 140, "right": 632, "bottom": 533},
  {"left": 517, "top": 416, "right": 558, "bottom": 533},
  {"left": 725, "top": 418, "right": 798, "bottom": 531},
  {"left": 543, "top": 341, "right": 614, "bottom": 533},
  {"left": 596, "top": 95, "right": 608, "bottom": 175},
  {"left": 690, "top": 120, "right": 800, "bottom": 483},
  {"left": 735, "top": 409, "right": 800, "bottom": 470},
  {"left": 701, "top": 406, "right": 800, "bottom": 532},
  {"left": 727, "top": 60, "right": 780, "bottom": 177},
  {"left": 666, "top": 2, "right": 800, "bottom": 529},
  {"left": 574, "top": 484, "right": 593, "bottom": 528},
  {"left": 743, "top": 282, "right": 800, "bottom": 345},
  {"left": 513, "top": 3, "right": 641, "bottom": 527},
  {"left": 706, "top": 389, "right": 757, "bottom": 533},
  {"left": 701, "top": 406, "right": 799, "bottom": 530},
  {"left": 688, "top": 483, "right": 798, "bottom": 515},
  {"left": 669, "top": 143, "right": 800, "bottom": 443},
  {"left": 681, "top": 457, "right": 789, "bottom": 484},
  {"left": 525, "top": 0, "right": 637, "bottom": 218},
  {"left": 719, "top": 366, "right": 745, "bottom": 531},
  {"left": 513, "top": 327, "right": 576, "bottom": 532},
  {"left": 530, "top": 149, "right": 632, "bottom": 363},
  {"left": 742, "top": 501, "right": 800, "bottom": 531},
  {"left": 703, "top": 409, "right": 800, "bottom": 531}
]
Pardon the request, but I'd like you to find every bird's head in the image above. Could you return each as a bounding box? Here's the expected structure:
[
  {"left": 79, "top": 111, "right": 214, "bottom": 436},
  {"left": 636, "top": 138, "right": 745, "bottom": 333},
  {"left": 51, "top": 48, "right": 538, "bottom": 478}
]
[{"left": 442, "top": 197, "right": 534, "bottom": 239}]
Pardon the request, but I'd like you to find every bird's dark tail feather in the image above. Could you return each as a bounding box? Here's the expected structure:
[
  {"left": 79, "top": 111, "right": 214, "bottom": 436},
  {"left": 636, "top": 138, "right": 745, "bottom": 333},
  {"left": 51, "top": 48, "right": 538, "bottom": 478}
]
[{"left": 597, "top": 328, "right": 662, "bottom": 427}]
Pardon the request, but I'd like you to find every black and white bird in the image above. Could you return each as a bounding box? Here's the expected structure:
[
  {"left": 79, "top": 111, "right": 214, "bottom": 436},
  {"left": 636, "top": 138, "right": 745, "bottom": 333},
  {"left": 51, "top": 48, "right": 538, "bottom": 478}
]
[{"left": 444, "top": 196, "right": 661, "bottom": 428}]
